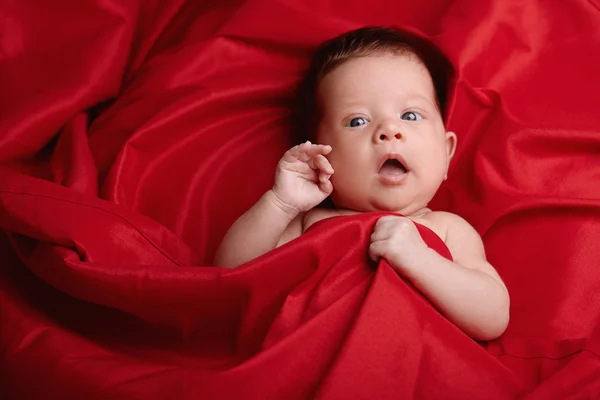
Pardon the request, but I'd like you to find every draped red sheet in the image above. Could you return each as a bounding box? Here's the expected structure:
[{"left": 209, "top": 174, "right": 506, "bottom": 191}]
[{"left": 1, "top": 0, "right": 600, "bottom": 398}]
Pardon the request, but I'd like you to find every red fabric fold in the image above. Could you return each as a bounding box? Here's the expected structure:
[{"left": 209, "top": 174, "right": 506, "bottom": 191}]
[{"left": 1, "top": 0, "right": 600, "bottom": 398}]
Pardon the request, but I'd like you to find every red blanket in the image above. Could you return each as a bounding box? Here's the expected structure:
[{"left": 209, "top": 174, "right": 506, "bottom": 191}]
[{"left": 1, "top": 0, "right": 599, "bottom": 398}]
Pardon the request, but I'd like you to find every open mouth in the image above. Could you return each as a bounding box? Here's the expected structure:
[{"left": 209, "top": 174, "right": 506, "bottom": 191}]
[
  {"left": 377, "top": 155, "right": 409, "bottom": 184},
  {"left": 379, "top": 159, "right": 407, "bottom": 175}
]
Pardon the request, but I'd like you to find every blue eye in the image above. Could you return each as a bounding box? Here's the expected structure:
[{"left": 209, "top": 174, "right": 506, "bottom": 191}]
[
  {"left": 401, "top": 111, "right": 423, "bottom": 121},
  {"left": 348, "top": 117, "right": 368, "bottom": 127}
]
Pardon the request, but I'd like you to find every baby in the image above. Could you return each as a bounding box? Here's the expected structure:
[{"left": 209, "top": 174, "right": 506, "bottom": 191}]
[{"left": 215, "top": 27, "right": 510, "bottom": 341}]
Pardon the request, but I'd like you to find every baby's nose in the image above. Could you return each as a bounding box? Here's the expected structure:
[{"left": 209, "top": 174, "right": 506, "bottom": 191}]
[
  {"left": 375, "top": 120, "right": 404, "bottom": 142},
  {"left": 379, "top": 131, "right": 403, "bottom": 141}
]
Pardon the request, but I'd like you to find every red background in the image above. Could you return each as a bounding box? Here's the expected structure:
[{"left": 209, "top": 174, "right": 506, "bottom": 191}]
[{"left": 1, "top": 0, "right": 599, "bottom": 398}]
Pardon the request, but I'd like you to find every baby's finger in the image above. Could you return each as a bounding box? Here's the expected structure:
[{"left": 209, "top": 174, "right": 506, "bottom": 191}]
[
  {"left": 374, "top": 215, "right": 403, "bottom": 231},
  {"left": 376, "top": 215, "right": 399, "bottom": 224},
  {"left": 290, "top": 142, "right": 330, "bottom": 161},
  {"left": 306, "top": 153, "right": 330, "bottom": 172},
  {"left": 368, "top": 241, "right": 385, "bottom": 263},
  {"left": 297, "top": 142, "right": 319, "bottom": 163},
  {"left": 370, "top": 228, "right": 391, "bottom": 242},
  {"left": 303, "top": 143, "right": 332, "bottom": 157},
  {"left": 318, "top": 171, "right": 330, "bottom": 183},
  {"left": 319, "top": 179, "right": 333, "bottom": 195},
  {"left": 284, "top": 142, "right": 310, "bottom": 162},
  {"left": 314, "top": 154, "right": 334, "bottom": 175}
]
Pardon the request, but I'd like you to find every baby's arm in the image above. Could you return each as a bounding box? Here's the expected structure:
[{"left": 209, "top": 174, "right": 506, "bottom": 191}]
[
  {"left": 214, "top": 191, "right": 302, "bottom": 267},
  {"left": 369, "top": 215, "right": 509, "bottom": 341},
  {"left": 214, "top": 142, "right": 334, "bottom": 267}
]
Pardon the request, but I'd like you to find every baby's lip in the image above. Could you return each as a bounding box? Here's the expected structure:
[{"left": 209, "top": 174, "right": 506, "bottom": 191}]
[{"left": 377, "top": 153, "right": 409, "bottom": 172}]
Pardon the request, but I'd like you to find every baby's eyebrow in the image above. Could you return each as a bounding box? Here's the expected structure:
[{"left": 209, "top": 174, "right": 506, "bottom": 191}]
[
  {"left": 405, "top": 95, "right": 437, "bottom": 110},
  {"left": 333, "top": 99, "right": 366, "bottom": 108}
]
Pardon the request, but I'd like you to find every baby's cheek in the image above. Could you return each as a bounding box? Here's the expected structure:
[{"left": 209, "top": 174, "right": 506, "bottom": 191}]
[
  {"left": 329, "top": 173, "right": 353, "bottom": 198},
  {"left": 330, "top": 171, "right": 363, "bottom": 201}
]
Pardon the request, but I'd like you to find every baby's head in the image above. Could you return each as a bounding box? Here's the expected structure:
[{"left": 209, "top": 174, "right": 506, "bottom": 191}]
[{"left": 302, "top": 26, "right": 457, "bottom": 215}]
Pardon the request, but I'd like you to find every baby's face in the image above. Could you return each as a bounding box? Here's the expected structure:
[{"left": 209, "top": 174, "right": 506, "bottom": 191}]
[{"left": 316, "top": 53, "right": 456, "bottom": 215}]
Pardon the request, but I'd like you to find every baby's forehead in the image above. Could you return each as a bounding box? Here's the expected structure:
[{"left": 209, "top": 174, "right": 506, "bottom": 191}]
[
  {"left": 317, "top": 53, "right": 437, "bottom": 101},
  {"left": 350, "top": 51, "right": 429, "bottom": 76}
]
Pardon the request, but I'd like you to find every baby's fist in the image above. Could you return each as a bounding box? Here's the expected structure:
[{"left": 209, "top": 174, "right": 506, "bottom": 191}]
[{"left": 369, "top": 216, "right": 428, "bottom": 272}]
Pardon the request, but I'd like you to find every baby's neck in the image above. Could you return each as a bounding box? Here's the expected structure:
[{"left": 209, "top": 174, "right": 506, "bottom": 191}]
[{"left": 333, "top": 207, "right": 432, "bottom": 218}]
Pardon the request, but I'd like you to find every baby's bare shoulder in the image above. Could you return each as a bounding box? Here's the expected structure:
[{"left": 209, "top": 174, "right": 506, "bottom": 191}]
[
  {"left": 409, "top": 210, "right": 448, "bottom": 241},
  {"left": 428, "top": 211, "right": 478, "bottom": 235},
  {"left": 426, "top": 211, "right": 489, "bottom": 261},
  {"left": 424, "top": 210, "right": 465, "bottom": 224},
  {"left": 413, "top": 211, "right": 479, "bottom": 243}
]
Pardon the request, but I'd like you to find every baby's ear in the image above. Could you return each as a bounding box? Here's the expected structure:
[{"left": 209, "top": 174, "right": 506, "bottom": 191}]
[{"left": 445, "top": 131, "right": 457, "bottom": 160}]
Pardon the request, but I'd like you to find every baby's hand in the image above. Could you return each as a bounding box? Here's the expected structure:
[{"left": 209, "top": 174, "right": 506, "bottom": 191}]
[
  {"left": 271, "top": 141, "right": 334, "bottom": 215},
  {"left": 369, "top": 216, "right": 429, "bottom": 273}
]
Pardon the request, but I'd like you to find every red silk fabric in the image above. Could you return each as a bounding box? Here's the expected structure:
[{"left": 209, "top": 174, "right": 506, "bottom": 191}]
[{"left": 1, "top": 0, "right": 600, "bottom": 398}]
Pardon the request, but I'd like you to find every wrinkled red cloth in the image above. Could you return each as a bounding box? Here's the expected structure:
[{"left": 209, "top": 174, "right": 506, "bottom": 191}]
[{"left": 1, "top": 0, "right": 600, "bottom": 398}]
